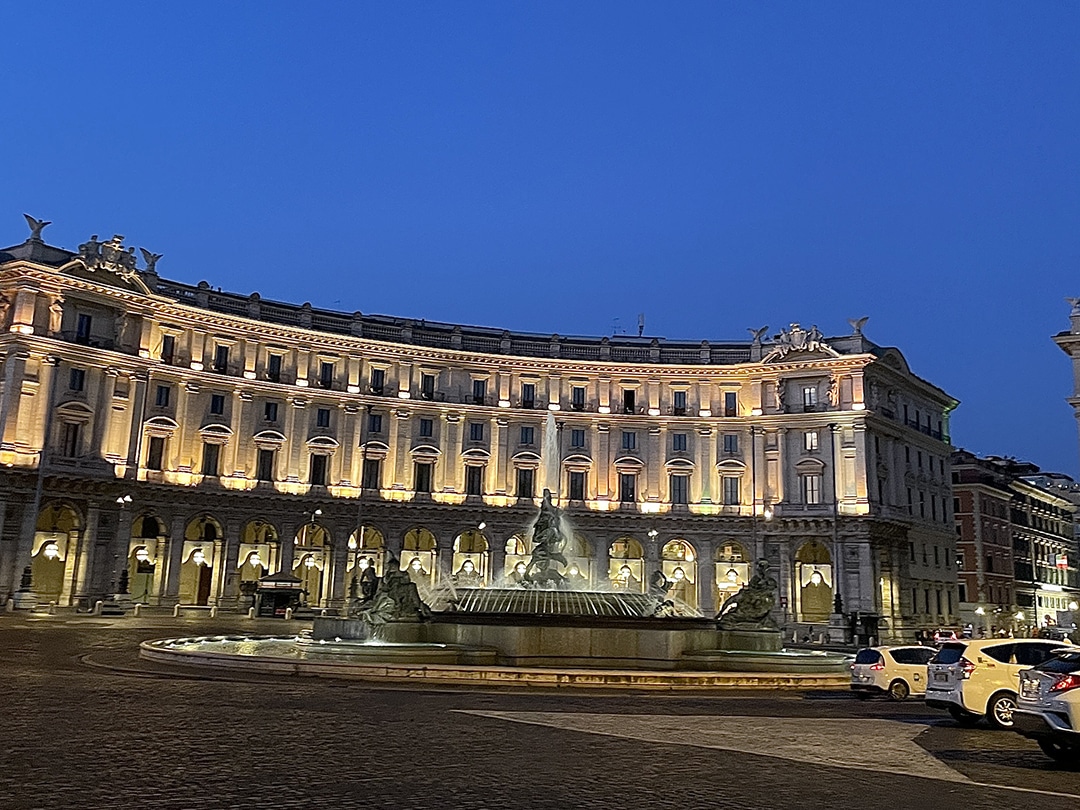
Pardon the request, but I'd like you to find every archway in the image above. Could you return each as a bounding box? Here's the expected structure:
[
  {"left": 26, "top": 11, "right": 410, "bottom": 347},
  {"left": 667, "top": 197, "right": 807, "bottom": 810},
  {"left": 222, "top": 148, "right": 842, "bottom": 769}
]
[
  {"left": 180, "top": 515, "right": 222, "bottom": 605},
  {"left": 662, "top": 539, "right": 697, "bottom": 608},
  {"left": 564, "top": 532, "right": 593, "bottom": 587},
  {"left": 128, "top": 513, "right": 166, "bottom": 603},
  {"left": 293, "top": 522, "right": 330, "bottom": 607},
  {"left": 715, "top": 541, "right": 749, "bottom": 610},
  {"left": 452, "top": 530, "right": 488, "bottom": 586},
  {"left": 238, "top": 520, "right": 278, "bottom": 593},
  {"left": 402, "top": 527, "right": 436, "bottom": 586},
  {"left": 504, "top": 535, "right": 529, "bottom": 582},
  {"left": 348, "top": 525, "right": 386, "bottom": 583},
  {"left": 608, "top": 537, "right": 644, "bottom": 592},
  {"left": 796, "top": 540, "right": 833, "bottom": 623},
  {"left": 33, "top": 502, "right": 82, "bottom": 604}
]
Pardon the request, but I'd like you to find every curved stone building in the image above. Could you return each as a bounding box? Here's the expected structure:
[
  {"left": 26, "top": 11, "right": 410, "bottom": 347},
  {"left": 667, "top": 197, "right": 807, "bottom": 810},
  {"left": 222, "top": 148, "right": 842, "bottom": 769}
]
[{"left": 0, "top": 220, "right": 959, "bottom": 640}]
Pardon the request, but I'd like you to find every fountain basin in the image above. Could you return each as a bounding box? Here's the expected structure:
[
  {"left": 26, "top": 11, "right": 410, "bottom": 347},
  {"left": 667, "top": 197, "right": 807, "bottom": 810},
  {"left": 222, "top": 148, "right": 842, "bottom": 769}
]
[{"left": 681, "top": 648, "right": 853, "bottom": 674}]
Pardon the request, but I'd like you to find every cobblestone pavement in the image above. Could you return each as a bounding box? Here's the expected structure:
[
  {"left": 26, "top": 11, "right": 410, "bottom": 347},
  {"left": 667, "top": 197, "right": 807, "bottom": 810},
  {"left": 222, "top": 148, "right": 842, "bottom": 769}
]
[{"left": 2, "top": 614, "right": 1079, "bottom": 809}]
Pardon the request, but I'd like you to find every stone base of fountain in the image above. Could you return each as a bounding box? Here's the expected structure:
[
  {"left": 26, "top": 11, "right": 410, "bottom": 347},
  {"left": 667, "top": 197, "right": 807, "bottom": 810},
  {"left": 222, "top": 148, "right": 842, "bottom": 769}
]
[{"left": 716, "top": 629, "right": 783, "bottom": 653}]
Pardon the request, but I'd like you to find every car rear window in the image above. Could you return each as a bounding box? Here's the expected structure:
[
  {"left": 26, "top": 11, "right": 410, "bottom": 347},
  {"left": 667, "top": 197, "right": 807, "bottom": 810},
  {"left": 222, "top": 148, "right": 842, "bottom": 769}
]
[
  {"left": 931, "top": 643, "right": 967, "bottom": 664},
  {"left": 890, "top": 648, "right": 935, "bottom": 665},
  {"left": 1035, "top": 652, "right": 1080, "bottom": 674},
  {"left": 983, "top": 644, "right": 1015, "bottom": 663},
  {"left": 855, "top": 649, "right": 883, "bottom": 665},
  {"left": 1015, "top": 642, "right": 1058, "bottom": 666}
]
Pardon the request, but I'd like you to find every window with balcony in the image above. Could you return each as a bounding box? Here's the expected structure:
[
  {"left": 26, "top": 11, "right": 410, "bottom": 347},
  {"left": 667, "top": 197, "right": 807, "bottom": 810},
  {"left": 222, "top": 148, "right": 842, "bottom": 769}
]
[
  {"left": 673, "top": 390, "right": 687, "bottom": 416},
  {"left": 724, "top": 391, "right": 737, "bottom": 417},
  {"left": 521, "top": 383, "right": 536, "bottom": 409},
  {"left": 516, "top": 467, "right": 535, "bottom": 499},
  {"left": 619, "top": 473, "right": 636, "bottom": 503},
  {"left": 420, "top": 373, "right": 435, "bottom": 400},
  {"left": 472, "top": 378, "right": 486, "bottom": 405},
  {"left": 75, "top": 313, "right": 92, "bottom": 344},
  {"left": 362, "top": 458, "right": 381, "bottom": 489},
  {"left": 722, "top": 476, "right": 740, "bottom": 505},
  {"left": 256, "top": 448, "right": 275, "bottom": 481},
  {"left": 465, "top": 465, "right": 484, "bottom": 496},
  {"left": 414, "top": 462, "right": 433, "bottom": 493},
  {"left": 623, "top": 389, "right": 636, "bottom": 414},
  {"left": 60, "top": 422, "right": 82, "bottom": 458},
  {"left": 201, "top": 443, "right": 220, "bottom": 477},
  {"left": 802, "top": 386, "right": 817, "bottom": 409},
  {"left": 309, "top": 454, "right": 328, "bottom": 486},
  {"left": 802, "top": 474, "right": 822, "bottom": 505},
  {"left": 569, "top": 470, "right": 586, "bottom": 501},
  {"left": 147, "top": 436, "right": 166, "bottom": 471},
  {"left": 161, "top": 334, "right": 175, "bottom": 364},
  {"left": 571, "top": 386, "right": 586, "bottom": 411},
  {"left": 213, "top": 344, "right": 229, "bottom": 373},
  {"left": 267, "top": 353, "right": 282, "bottom": 383},
  {"left": 670, "top": 474, "right": 689, "bottom": 505},
  {"left": 370, "top": 367, "right": 385, "bottom": 395},
  {"left": 319, "top": 362, "right": 335, "bottom": 389}
]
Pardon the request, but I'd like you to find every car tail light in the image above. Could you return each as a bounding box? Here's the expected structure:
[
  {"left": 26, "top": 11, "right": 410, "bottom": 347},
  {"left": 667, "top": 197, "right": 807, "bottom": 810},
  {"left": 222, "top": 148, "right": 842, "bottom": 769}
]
[
  {"left": 1050, "top": 674, "right": 1080, "bottom": 694},
  {"left": 959, "top": 657, "right": 976, "bottom": 679},
  {"left": 869, "top": 662, "right": 885, "bottom": 671}
]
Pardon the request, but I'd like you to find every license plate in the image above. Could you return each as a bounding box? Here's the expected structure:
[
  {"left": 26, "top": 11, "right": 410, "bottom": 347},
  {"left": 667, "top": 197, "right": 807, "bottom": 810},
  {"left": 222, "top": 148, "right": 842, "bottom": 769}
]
[
  {"left": 934, "top": 672, "right": 949, "bottom": 682},
  {"left": 1021, "top": 680, "right": 1040, "bottom": 699}
]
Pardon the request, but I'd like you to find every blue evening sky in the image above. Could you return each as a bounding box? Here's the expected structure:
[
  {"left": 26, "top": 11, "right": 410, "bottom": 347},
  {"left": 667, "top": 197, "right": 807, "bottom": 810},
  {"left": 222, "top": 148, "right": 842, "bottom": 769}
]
[{"left": 3, "top": 3, "right": 1078, "bottom": 474}]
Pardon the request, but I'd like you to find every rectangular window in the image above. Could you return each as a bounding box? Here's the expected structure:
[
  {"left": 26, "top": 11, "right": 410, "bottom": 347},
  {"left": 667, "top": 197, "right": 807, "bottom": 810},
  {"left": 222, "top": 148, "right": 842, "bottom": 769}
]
[
  {"left": 670, "top": 474, "right": 689, "bottom": 505},
  {"left": 201, "top": 443, "right": 220, "bottom": 477},
  {"left": 256, "top": 448, "right": 275, "bottom": 481},
  {"left": 361, "top": 458, "right": 381, "bottom": 489},
  {"left": 723, "top": 433, "right": 738, "bottom": 453},
  {"left": 622, "top": 431, "right": 637, "bottom": 450},
  {"left": 469, "top": 422, "right": 485, "bottom": 442},
  {"left": 619, "top": 473, "right": 636, "bottom": 503},
  {"left": 213, "top": 344, "right": 229, "bottom": 373},
  {"left": 147, "top": 436, "right": 165, "bottom": 471},
  {"left": 673, "top": 390, "right": 687, "bottom": 416},
  {"left": 420, "top": 373, "right": 435, "bottom": 400},
  {"left": 570, "top": 429, "right": 585, "bottom": 448},
  {"left": 368, "top": 413, "right": 383, "bottom": 433},
  {"left": 418, "top": 418, "right": 433, "bottom": 438},
  {"left": 723, "top": 476, "right": 741, "bottom": 506},
  {"left": 521, "top": 383, "right": 536, "bottom": 409},
  {"left": 161, "top": 334, "right": 175, "bottom": 364},
  {"left": 672, "top": 432, "right": 687, "bottom": 452},
  {"left": 472, "top": 378, "right": 486, "bottom": 404},
  {"left": 571, "top": 386, "right": 586, "bottom": 411},
  {"left": 569, "top": 470, "right": 586, "bottom": 501},
  {"left": 155, "top": 385, "right": 171, "bottom": 407},
  {"left": 802, "top": 386, "right": 817, "bottom": 408},
  {"left": 907, "top": 487, "right": 913, "bottom": 514},
  {"left": 316, "top": 408, "right": 331, "bottom": 428},
  {"left": 267, "top": 353, "right": 282, "bottom": 383},
  {"left": 520, "top": 426, "right": 535, "bottom": 445},
  {"left": 465, "top": 465, "right": 484, "bottom": 496},
  {"left": 804, "top": 431, "right": 819, "bottom": 452},
  {"left": 724, "top": 391, "right": 738, "bottom": 417},
  {"left": 958, "top": 582, "right": 967, "bottom": 603},
  {"left": 414, "top": 462, "right": 433, "bottom": 493},
  {"left": 370, "top": 367, "right": 385, "bottom": 394},
  {"left": 802, "top": 474, "right": 822, "bottom": 505},
  {"left": 68, "top": 368, "right": 85, "bottom": 391},
  {"left": 60, "top": 422, "right": 81, "bottom": 458},
  {"left": 264, "top": 401, "right": 279, "bottom": 422},
  {"left": 75, "top": 313, "right": 92, "bottom": 344},
  {"left": 319, "top": 362, "right": 334, "bottom": 389},
  {"left": 623, "top": 389, "right": 636, "bottom": 414},
  {"left": 309, "top": 454, "right": 328, "bottom": 486},
  {"left": 210, "top": 394, "right": 225, "bottom": 415},
  {"left": 516, "top": 467, "right": 535, "bottom": 499}
]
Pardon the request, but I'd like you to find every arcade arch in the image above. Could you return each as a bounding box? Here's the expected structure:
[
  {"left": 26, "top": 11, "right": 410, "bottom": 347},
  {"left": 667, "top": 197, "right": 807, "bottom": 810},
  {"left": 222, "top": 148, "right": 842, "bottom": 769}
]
[
  {"left": 33, "top": 502, "right": 82, "bottom": 604},
  {"left": 795, "top": 540, "right": 833, "bottom": 623},
  {"left": 609, "top": 536, "right": 644, "bottom": 592},
  {"left": 662, "top": 539, "right": 697, "bottom": 608},
  {"left": 715, "top": 541, "right": 749, "bottom": 609}
]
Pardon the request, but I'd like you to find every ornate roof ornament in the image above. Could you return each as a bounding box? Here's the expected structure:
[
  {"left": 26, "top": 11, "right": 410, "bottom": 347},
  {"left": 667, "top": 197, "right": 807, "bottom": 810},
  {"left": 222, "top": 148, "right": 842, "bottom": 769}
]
[
  {"left": 763, "top": 322, "right": 840, "bottom": 363},
  {"left": 76, "top": 234, "right": 140, "bottom": 280},
  {"left": 23, "top": 214, "right": 51, "bottom": 242}
]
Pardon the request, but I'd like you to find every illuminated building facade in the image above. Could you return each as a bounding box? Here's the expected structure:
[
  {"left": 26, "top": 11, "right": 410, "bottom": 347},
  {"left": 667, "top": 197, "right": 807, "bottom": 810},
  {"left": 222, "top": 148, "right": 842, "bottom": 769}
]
[{"left": 0, "top": 220, "right": 958, "bottom": 639}]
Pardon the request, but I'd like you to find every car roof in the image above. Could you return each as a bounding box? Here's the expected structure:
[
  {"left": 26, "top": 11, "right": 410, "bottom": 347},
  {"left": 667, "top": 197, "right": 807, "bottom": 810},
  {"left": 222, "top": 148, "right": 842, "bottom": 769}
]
[{"left": 957, "top": 638, "right": 1075, "bottom": 649}]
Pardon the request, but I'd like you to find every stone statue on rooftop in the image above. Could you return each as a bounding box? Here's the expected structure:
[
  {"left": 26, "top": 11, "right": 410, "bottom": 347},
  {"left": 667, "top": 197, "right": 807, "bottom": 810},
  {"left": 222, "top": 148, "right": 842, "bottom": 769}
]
[
  {"left": 23, "top": 214, "right": 51, "bottom": 241},
  {"left": 140, "top": 248, "right": 163, "bottom": 273}
]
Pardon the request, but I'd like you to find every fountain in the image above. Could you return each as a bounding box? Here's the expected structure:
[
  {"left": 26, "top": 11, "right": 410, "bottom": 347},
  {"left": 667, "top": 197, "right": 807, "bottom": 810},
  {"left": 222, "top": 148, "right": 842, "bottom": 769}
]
[{"left": 141, "top": 493, "right": 852, "bottom": 682}]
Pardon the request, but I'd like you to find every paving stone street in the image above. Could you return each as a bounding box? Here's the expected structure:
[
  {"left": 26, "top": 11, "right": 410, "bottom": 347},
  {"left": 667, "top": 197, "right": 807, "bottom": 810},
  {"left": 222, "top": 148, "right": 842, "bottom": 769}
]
[{"left": 2, "top": 614, "right": 1079, "bottom": 810}]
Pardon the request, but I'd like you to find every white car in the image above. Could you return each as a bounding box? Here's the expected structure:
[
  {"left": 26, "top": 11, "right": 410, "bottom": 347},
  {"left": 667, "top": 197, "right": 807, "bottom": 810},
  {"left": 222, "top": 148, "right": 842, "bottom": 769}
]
[
  {"left": 925, "top": 638, "right": 1072, "bottom": 729},
  {"left": 850, "top": 645, "right": 936, "bottom": 700},
  {"left": 1013, "top": 647, "right": 1080, "bottom": 766}
]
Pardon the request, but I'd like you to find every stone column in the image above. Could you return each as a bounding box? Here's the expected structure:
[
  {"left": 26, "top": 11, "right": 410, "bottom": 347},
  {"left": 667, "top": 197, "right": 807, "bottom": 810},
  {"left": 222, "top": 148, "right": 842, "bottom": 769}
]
[
  {"left": 111, "top": 505, "right": 133, "bottom": 592},
  {"left": 123, "top": 372, "right": 148, "bottom": 474},
  {"left": 72, "top": 505, "right": 101, "bottom": 605},
  {"left": 11, "top": 499, "right": 39, "bottom": 599},
  {"left": 0, "top": 350, "right": 28, "bottom": 447},
  {"left": 596, "top": 424, "right": 611, "bottom": 500},
  {"left": 698, "top": 539, "right": 716, "bottom": 616},
  {"left": 163, "top": 515, "right": 186, "bottom": 605},
  {"left": 286, "top": 398, "right": 305, "bottom": 482},
  {"left": 488, "top": 535, "right": 505, "bottom": 584},
  {"left": 435, "top": 544, "right": 452, "bottom": 583},
  {"left": 338, "top": 405, "right": 356, "bottom": 486},
  {"left": 226, "top": 389, "right": 247, "bottom": 477},
  {"left": 487, "top": 418, "right": 503, "bottom": 495},
  {"left": 219, "top": 519, "right": 243, "bottom": 610},
  {"left": 329, "top": 527, "right": 350, "bottom": 607},
  {"left": 89, "top": 369, "right": 118, "bottom": 457},
  {"left": 392, "top": 409, "right": 410, "bottom": 488},
  {"left": 278, "top": 519, "right": 296, "bottom": 573}
]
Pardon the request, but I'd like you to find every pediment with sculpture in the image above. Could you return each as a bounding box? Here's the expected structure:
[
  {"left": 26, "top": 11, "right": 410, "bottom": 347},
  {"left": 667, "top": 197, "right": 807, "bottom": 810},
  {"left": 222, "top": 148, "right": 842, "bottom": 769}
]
[
  {"left": 62, "top": 233, "right": 160, "bottom": 296},
  {"left": 762, "top": 323, "right": 840, "bottom": 363}
]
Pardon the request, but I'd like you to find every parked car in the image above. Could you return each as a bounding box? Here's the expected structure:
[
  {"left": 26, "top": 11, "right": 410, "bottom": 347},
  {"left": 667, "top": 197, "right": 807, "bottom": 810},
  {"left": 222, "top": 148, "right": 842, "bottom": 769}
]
[
  {"left": 926, "top": 638, "right": 1073, "bottom": 729},
  {"left": 933, "top": 628, "right": 959, "bottom": 644},
  {"left": 1013, "top": 647, "right": 1080, "bottom": 766},
  {"left": 850, "top": 645, "right": 936, "bottom": 700}
]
